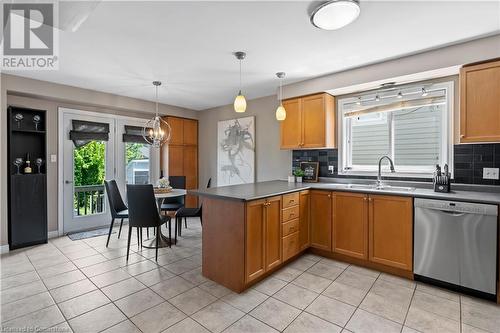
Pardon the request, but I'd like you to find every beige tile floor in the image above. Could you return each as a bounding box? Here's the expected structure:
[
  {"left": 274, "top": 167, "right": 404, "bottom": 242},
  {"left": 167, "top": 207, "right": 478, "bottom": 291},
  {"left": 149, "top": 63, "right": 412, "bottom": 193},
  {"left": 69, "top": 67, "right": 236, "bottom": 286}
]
[{"left": 1, "top": 220, "right": 500, "bottom": 333}]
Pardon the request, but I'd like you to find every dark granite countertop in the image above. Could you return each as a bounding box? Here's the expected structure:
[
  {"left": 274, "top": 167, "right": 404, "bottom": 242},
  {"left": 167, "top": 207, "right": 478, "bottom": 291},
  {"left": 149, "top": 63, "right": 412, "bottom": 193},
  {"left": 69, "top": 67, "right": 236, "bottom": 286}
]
[{"left": 189, "top": 180, "right": 500, "bottom": 205}]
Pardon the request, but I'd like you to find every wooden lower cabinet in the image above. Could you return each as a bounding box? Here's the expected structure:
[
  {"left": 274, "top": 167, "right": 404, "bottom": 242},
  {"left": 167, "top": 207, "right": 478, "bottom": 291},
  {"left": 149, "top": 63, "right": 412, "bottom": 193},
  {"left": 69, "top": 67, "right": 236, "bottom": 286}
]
[
  {"left": 205, "top": 190, "right": 415, "bottom": 294},
  {"left": 310, "top": 190, "right": 332, "bottom": 251},
  {"left": 368, "top": 195, "right": 413, "bottom": 271},
  {"left": 298, "top": 190, "right": 310, "bottom": 251},
  {"left": 332, "top": 192, "right": 368, "bottom": 260},
  {"left": 265, "top": 196, "right": 283, "bottom": 271},
  {"left": 245, "top": 199, "right": 266, "bottom": 283},
  {"left": 245, "top": 196, "right": 282, "bottom": 283},
  {"left": 283, "top": 232, "right": 299, "bottom": 261}
]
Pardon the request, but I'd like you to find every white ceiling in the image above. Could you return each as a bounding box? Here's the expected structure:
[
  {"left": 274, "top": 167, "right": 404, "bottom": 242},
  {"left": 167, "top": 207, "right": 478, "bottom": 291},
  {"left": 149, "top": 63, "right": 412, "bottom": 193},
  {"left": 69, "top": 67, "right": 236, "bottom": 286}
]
[{"left": 6, "top": 1, "right": 500, "bottom": 111}]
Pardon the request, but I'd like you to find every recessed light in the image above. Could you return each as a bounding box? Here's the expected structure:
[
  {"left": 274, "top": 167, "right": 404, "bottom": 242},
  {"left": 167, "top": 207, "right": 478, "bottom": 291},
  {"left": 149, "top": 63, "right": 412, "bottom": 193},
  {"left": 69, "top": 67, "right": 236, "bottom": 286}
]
[{"left": 311, "top": 0, "right": 361, "bottom": 30}]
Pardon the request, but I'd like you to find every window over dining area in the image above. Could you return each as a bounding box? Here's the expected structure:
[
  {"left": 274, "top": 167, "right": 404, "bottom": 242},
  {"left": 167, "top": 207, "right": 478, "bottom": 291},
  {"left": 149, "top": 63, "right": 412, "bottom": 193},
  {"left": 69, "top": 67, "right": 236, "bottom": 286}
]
[{"left": 338, "top": 81, "right": 454, "bottom": 176}]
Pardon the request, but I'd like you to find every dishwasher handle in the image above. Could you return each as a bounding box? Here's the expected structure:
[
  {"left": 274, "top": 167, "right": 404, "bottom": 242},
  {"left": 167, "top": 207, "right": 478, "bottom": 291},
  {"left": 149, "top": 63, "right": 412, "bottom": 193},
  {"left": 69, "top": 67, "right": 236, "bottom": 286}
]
[{"left": 439, "top": 210, "right": 466, "bottom": 217}]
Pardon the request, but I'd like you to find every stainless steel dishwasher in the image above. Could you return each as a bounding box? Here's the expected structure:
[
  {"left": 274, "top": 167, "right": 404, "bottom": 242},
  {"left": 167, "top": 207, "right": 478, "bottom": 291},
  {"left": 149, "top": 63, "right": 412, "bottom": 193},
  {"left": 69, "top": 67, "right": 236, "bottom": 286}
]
[{"left": 414, "top": 198, "right": 498, "bottom": 297}]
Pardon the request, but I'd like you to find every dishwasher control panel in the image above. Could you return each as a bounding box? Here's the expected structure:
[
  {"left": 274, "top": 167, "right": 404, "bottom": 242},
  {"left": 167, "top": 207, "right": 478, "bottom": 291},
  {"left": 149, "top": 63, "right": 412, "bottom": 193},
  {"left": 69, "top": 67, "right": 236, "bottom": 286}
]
[{"left": 414, "top": 198, "right": 498, "bottom": 215}]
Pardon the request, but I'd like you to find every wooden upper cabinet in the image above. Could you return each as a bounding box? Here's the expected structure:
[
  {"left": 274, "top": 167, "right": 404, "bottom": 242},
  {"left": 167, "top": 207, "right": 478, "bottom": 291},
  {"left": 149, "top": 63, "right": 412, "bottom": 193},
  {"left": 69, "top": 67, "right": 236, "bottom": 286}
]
[
  {"left": 265, "top": 196, "right": 282, "bottom": 271},
  {"left": 183, "top": 119, "right": 198, "bottom": 146},
  {"left": 245, "top": 199, "right": 266, "bottom": 283},
  {"left": 166, "top": 116, "right": 184, "bottom": 145},
  {"left": 460, "top": 60, "right": 500, "bottom": 143},
  {"left": 309, "top": 190, "right": 332, "bottom": 251},
  {"left": 280, "top": 93, "right": 335, "bottom": 149},
  {"left": 368, "top": 195, "right": 413, "bottom": 271},
  {"left": 332, "top": 192, "right": 368, "bottom": 260},
  {"left": 280, "top": 99, "right": 302, "bottom": 149},
  {"left": 298, "top": 190, "right": 310, "bottom": 251},
  {"left": 302, "top": 94, "right": 327, "bottom": 148}
]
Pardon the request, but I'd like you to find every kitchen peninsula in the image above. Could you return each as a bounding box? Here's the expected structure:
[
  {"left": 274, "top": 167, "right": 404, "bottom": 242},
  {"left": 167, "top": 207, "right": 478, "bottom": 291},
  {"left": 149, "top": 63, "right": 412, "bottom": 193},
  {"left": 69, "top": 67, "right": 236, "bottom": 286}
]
[{"left": 190, "top": 180, "right": 500, "bottom": 297}]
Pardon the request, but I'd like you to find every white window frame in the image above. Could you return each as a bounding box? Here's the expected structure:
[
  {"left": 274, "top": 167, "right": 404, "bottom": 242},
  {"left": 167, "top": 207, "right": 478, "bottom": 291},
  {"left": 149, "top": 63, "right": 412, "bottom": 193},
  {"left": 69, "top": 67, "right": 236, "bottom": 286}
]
[{"left": 338, "top": 81, "right": 454, "bottom": 178}]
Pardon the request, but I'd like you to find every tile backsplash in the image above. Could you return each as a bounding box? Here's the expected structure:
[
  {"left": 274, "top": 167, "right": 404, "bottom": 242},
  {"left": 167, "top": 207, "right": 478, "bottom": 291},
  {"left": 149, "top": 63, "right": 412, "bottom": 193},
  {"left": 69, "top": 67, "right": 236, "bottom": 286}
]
[
  {"left": 454, "top": 143, "right": 500, "bottom": 186},
  {"left": 292, "top": 143, "right": 500, "bottom": 186}
]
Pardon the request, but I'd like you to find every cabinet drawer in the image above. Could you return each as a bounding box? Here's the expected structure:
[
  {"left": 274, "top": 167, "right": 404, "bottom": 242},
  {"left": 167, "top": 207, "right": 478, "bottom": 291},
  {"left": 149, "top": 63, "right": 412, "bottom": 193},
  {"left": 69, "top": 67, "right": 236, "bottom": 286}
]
[
  {"left": 282, "top": 206, "right": 299, "bottom": 222},
  {"left": 283, "top": 232, "right": 299, "bottom": 261},
  {"left": 282, "top": 218, "right": 299, "bottom": 237},
  {"left": 282, "top": 192, "right": 299, "bottom": 209}
]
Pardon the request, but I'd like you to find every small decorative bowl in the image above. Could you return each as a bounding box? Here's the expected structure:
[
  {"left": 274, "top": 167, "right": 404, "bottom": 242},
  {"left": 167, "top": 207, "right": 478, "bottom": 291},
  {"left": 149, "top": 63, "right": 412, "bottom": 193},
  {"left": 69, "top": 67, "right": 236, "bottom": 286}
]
[{"left": 154, "top": 186, "right": 173, "bottom": 194}]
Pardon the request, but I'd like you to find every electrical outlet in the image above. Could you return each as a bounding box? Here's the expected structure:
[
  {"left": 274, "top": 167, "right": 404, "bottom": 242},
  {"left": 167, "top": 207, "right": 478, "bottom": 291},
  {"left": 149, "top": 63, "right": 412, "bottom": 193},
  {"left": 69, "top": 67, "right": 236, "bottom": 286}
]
[
  {"left": 328, "top": 165, "right": 335, "bottom": 174},
  {"left": 483, "top": 167, "right": 499, "bottom": 180},
  {"left": 50, "top": 154, "right": 57, "bottom": 163}
]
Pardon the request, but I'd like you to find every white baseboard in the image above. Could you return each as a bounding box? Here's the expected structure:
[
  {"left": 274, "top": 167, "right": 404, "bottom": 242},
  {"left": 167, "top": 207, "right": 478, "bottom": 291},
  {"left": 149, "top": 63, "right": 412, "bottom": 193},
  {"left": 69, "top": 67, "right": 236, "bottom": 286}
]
[
  {"left": 0, "top": 244, "right": 10, "bottom": 254},
  {"left": 48, "top": 231, "right": 60, "bottom": 239}
]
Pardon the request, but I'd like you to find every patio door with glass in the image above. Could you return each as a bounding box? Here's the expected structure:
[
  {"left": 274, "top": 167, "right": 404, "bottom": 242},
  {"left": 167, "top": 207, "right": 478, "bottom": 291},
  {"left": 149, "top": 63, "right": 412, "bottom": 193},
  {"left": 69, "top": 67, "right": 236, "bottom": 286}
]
[{"left": 63, "top": 113, "right": 115, "bottom": 233}]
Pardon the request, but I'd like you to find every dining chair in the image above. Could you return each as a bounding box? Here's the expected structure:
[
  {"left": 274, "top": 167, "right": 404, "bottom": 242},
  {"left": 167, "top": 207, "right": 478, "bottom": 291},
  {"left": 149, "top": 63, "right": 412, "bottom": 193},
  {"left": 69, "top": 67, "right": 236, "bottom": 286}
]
[
  {"left": 127, "top": 184, "right": 170, "bottom": 261},
  {"left": 104, "top": 180, "right": 129, "bottom": 247},
  {"left": 174, "top": 177, "right": 211, "bottom": 238},
  {"left": 160, "top": 176, "right": 186, "bottom": 214}
]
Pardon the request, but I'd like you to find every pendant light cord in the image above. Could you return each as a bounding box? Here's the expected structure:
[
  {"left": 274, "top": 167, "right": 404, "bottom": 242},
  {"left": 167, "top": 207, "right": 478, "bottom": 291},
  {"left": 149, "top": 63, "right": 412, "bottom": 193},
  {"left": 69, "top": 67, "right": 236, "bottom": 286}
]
[
  {"left": 155, "top": 85, "right": 159, "bottom": 117},
  {"left": 239, "top": 59, "right": 242, "bottom": 93},
  {"left": 279, "top": 77, "right": 283, "bottom": 104}
]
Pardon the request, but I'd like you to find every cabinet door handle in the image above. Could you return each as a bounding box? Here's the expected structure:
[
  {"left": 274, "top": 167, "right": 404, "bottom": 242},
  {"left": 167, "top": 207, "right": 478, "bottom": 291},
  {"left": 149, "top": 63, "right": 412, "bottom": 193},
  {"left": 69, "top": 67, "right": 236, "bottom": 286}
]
[
  {"left": 460, "top": 134, "right": 465, "bottom": 138},
  {"left": 289, "top": 199, "right": 294, "bottom": 203},
  {"left": 368, "top": 197, "right": 372, "bottom": 202},
  {"left": 327, "top": 194, "right": 331, "bottom": 198},
  {"left": 363, "top": 197, "right": 367, "bottom": 201}
]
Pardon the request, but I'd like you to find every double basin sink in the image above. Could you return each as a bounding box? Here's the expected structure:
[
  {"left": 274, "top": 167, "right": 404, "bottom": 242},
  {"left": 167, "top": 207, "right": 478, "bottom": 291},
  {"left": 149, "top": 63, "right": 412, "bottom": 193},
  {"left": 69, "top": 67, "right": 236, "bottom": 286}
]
[{"left": 326, "top": 183, "right": 416, "bottom": 192}]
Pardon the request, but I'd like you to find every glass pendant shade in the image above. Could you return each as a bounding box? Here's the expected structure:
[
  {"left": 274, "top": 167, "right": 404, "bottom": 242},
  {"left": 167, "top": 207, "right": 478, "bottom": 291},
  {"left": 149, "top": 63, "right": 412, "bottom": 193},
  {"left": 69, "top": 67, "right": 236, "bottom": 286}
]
[
  {"left": 275, "top": 71, "right": 286, "bottom": 121},
  {"left": 234, "top": 90, "right": 247, "bottom": 113},
  {"left": 275, "top": 104, "right": 286, "bottom": 121},
  {"left": 233, "top": 51, "right": 247, "bottom": 113}
]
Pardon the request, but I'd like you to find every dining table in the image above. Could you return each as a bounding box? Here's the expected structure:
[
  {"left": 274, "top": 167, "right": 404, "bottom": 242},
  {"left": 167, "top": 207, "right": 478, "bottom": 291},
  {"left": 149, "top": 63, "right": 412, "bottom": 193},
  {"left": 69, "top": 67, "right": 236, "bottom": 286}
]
[{"left": 142, "top": 188, "right": 187, "bottom": 249}]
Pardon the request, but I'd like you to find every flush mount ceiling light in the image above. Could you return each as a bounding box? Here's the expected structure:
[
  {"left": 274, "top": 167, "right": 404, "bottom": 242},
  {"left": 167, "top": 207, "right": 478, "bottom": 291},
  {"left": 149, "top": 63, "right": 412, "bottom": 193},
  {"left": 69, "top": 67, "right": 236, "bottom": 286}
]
[
  {"left": 233, "top": 51, "right": 247, "bottom": 113},
  {"left": 275, "top": 72, "right": 286, "bottom": 121},
  {"left": 310, "top": 0, "right": 360, "bottom": 30},
  {"left": 142, "top": 81, "right": 171, "bottom": 148}
]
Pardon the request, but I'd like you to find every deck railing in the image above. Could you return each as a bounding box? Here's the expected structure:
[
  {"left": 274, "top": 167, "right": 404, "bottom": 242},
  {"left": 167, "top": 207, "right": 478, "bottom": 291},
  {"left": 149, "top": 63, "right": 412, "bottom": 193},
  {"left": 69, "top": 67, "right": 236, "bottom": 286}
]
[{"left": 74, "top": 184, "right": 105, "bottom": 216}]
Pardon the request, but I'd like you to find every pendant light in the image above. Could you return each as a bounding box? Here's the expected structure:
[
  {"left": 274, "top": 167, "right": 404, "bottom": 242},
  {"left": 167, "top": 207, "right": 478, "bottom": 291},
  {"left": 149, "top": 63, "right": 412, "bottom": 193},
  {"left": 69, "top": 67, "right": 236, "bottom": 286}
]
[
  {"left": 233, "top": 51, "right": 247, "bottom": 113},
  {"left": 142, "top": 81, "right": 171, "bottom": 148},
  {"left": 310, "top": 0, "right": 360, "bottom": 30},
  {"left": 275, "top": 72, "right": 286, "bottom": 121}
]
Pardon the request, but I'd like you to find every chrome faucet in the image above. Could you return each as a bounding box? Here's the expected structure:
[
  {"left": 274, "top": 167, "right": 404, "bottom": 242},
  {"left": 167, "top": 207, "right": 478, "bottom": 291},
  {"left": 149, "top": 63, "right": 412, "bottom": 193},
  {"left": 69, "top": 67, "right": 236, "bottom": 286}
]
[{"left": 377, "top": 155, "right": 395, "bottom": 187}]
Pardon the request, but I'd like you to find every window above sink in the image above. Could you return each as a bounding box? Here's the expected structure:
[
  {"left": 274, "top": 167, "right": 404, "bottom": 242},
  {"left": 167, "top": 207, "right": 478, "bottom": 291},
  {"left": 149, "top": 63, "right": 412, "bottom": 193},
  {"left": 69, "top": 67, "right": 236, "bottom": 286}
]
[{"left": 338, "top": 80, "right": 454, "bottom": 178}]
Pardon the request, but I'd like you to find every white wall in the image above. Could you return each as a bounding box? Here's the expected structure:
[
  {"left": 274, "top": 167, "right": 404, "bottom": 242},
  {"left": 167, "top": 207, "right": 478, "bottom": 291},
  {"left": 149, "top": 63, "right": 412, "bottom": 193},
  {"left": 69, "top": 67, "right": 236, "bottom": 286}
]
[{"left": 198, "top": 95, "right": 291, "bottom": 189}]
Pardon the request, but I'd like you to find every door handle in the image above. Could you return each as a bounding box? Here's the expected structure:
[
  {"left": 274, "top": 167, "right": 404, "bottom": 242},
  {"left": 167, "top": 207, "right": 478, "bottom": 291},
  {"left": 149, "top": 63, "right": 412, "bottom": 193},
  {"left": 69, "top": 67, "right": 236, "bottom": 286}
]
[{"left": 65, "top": 180, "right": 73, "bottom": 184}]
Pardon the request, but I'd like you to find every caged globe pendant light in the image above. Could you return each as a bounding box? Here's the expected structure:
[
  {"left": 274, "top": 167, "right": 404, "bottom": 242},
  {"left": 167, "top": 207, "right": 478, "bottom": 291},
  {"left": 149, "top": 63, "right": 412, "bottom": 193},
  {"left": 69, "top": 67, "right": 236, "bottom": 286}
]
[
  {"left": 233, "top": 51, "right": 247, "bottom": 113},
  {"left": 142, "top": 81, "right": 171, "bottom": 148},
  {"left": 275, "top": 72, "right": 287, "bottom": 121}
]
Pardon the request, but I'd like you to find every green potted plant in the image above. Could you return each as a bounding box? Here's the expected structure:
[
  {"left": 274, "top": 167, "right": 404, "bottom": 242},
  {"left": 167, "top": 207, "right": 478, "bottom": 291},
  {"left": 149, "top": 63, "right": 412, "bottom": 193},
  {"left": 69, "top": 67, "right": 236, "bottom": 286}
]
[{"left": 293, "top": 168, "right": 305, "bottom": 183}]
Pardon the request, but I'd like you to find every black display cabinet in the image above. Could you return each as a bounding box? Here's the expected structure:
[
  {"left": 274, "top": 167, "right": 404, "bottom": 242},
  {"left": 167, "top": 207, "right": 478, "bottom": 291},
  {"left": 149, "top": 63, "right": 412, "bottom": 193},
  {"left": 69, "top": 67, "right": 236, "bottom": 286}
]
[{"left": 7, "top": 106, "right": 48, "bottom": 250}]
